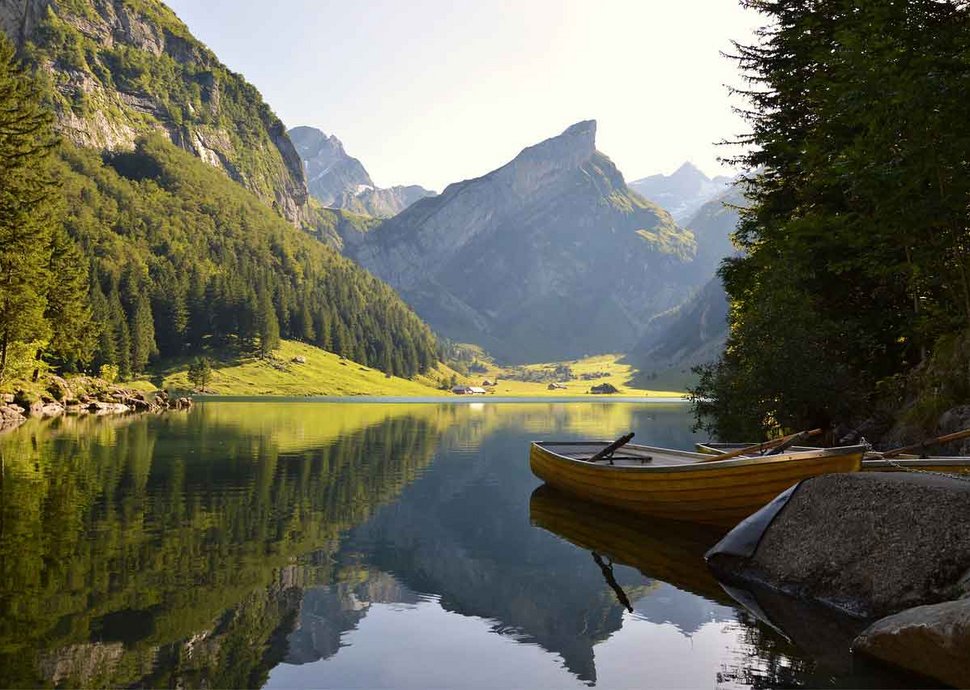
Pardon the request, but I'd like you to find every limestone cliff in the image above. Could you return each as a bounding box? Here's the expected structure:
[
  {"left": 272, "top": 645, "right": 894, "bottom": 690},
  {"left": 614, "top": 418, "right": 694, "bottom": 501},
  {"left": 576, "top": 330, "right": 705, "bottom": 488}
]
[
  {"left": 339, "top": 120, "right": 700, "bottom": 362},
  {"left": 289, "top": 125, "right": 434, "bottom": 217},
  {"left": 3, "top": 0, "right": 308, "bottom": 224}
]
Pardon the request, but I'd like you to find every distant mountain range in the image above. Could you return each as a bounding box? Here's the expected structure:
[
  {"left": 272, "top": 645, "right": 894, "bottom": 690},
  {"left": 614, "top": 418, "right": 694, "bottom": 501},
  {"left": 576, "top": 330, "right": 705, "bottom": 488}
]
[
  {"left": 629, "top": 162, "right": 733, "bottom": 223},
  {"left": 289, "top": 126, "right": 434, "bottom": 217},
  {"left": 334, "top": 120, "right": 716, "bottom": 363}
]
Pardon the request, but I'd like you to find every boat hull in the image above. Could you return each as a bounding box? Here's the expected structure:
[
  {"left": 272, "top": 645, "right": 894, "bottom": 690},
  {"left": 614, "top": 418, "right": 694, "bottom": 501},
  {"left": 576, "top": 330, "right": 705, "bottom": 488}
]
[{"left": 530, "top": 442, "right": 864, "bottom": 526}]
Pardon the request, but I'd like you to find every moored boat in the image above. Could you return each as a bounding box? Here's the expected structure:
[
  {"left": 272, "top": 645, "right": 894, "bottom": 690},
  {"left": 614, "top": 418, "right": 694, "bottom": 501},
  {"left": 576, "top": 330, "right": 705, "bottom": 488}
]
[
  {"left": 697, "top": 441, "right": 970, "bottom": 473},
  {"left": 529, "top": 440, "right": 866, "bottom": 526}
]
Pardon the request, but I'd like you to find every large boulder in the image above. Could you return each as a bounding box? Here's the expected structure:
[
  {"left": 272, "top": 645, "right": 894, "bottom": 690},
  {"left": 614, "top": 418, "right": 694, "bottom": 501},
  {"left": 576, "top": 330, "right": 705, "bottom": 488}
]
[
  {"left": 707, "top": 472, "right": 970, "bottom": 618},
  {"left": 853, "top": 598, "right": 970, "bottom": 688}
]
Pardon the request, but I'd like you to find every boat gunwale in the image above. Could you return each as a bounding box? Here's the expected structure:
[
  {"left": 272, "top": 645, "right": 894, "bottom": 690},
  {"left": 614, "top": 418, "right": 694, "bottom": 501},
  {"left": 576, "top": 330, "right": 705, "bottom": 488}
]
[{"left": 532, "top": 441, "right": 868, "bottom": 473}]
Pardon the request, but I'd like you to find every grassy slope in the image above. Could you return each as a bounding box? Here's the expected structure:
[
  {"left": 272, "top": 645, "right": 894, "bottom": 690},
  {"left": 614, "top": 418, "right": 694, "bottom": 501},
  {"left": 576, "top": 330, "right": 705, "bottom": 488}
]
[
  {"left": 160, "top": 341, "right": 457, "bottom": 397},
  {"left": 3, "top": 344, "right": 685, "bottom": 399},
  {"left": 155, "top": 342, "right": 684, "bottom": 398}
]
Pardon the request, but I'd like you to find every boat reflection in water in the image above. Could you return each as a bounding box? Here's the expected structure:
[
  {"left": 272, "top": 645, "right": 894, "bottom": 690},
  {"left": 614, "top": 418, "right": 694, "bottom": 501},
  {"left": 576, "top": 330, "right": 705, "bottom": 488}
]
[
  {"left": 529, "top": 484, "right": 729, "bottom": 606},
  {"left": 530, "top": 485, "right": 939, "bottom": 689}
]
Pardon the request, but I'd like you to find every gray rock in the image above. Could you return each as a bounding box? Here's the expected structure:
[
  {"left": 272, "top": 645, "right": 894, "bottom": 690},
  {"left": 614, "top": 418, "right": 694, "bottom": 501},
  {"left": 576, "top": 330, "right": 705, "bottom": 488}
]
[
  {"left": 853, "top": 598, "right": 970, "bottom": 688},
  {"left": 46, "top": 375, "right": 73, "bottom": 401},
  {"left": 938, "top": 404, "right": 970, "bottom": 455},
  {"left": 39, "top": 402, "right": 64, "bottom": 417},
  {"left": 0, "top": 404, "right": 25, "bottom": 421},
  {"left": 707, "top": 472, "right": 970, "bottom": 618}
]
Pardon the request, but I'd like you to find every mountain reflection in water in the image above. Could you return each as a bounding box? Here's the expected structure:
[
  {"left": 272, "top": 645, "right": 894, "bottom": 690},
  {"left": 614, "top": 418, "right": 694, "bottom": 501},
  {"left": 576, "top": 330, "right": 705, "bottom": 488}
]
[{"left": 0, "top": 401, "right": 928, "bottom": 688}]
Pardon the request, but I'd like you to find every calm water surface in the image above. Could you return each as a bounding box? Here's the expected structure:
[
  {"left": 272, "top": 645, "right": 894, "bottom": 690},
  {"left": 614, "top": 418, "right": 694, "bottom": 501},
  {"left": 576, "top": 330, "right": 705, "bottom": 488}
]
[{"left": 0, "top": 401, "right": 922, "bottom": 688}]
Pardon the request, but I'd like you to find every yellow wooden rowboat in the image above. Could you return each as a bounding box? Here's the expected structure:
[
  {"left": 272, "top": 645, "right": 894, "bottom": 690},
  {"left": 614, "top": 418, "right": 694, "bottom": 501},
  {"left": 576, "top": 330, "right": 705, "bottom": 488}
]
[
  {"left": 696, "top": 441, "right": 970, "bottom": 473},
  {"left": 529, "top": 440, "right": 866, "bottom": 526}
]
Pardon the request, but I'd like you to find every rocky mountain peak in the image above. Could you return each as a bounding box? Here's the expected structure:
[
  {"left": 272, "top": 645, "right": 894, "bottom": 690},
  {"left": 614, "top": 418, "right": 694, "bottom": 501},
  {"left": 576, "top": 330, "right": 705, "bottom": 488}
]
[
  {"left": 289, "top": 125, "right": 433, "bottom": 217},
  {"left": 507, "top": 119, "right": 597, "bottom": 173},
  {"left": 671, "top": 161, "right": 707, "bottom": 181},
  {"left": 340, "top": 122, "right": 700, "bottom": 362},
  {"left": 630, "top": 161, "right": 733, "bottom": 223}
]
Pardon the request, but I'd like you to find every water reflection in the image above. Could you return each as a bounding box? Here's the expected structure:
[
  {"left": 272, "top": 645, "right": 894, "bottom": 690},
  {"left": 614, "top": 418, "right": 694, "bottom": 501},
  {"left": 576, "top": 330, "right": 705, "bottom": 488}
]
[{"left": 0, "top": 402, "right": 925, "bottom": 688}]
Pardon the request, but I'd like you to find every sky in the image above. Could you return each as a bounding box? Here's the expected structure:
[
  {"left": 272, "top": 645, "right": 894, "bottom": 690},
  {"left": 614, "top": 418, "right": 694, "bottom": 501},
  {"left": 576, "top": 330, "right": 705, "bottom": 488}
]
[{"left": 165, "top": 0, "right": 760, "bottom": 191}]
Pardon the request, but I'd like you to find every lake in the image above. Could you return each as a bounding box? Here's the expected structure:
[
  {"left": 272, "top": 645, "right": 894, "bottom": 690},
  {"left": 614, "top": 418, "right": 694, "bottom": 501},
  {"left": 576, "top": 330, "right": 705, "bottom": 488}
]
[{"left": 0, "top": 401, "right": 923, "bottom": 688}]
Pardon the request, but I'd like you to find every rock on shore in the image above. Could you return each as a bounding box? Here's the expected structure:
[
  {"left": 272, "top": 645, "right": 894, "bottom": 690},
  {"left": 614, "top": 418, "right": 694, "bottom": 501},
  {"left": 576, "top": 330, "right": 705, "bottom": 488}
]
[
  {"left": 853, "top": 598, "right": 970, "bottom": 688},
  {"left": 707, "top": 471, "right": 970, "bottom": 686},
  {"left": 0, "top": 377, "right": 193, "bottom": 434},
  {"left": 706, "top": 472, "right": 970, "bottom": 618}
]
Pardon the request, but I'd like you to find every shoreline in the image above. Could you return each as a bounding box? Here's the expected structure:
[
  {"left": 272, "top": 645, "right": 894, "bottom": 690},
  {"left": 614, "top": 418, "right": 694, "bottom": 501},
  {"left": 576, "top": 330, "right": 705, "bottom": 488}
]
[{"left": 189, "top": 394, "right": 690, "bottom": 404}]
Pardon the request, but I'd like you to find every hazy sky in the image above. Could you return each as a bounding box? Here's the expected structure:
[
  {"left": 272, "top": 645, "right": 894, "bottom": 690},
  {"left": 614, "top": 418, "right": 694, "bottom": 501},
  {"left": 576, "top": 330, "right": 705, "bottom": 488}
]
[{"left": 165, "top": 0, "right": 760, "bottom": 191}]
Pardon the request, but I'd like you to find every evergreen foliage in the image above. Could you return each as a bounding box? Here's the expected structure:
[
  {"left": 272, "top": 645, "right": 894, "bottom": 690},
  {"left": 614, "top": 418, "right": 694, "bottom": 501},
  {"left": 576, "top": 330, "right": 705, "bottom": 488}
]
[
  {"left": 187, "top": 356, "right": 211, "bottom": 391},
  {"left": 54, "top": 135, "right": 437, "bottom": 378},
  {"left": 693, "top": 0, "right": 970, "bottom": 437},
  {"left": 0, "top": 34, "right": 80, "bottom": 382}
]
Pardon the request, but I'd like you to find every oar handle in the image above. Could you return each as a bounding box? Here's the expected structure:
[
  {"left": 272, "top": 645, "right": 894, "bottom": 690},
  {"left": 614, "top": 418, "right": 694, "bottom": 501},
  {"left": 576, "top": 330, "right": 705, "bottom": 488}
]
[
  {"left": 700, "top": 428, "right": 822, "bottom": 462},
  {"left": 765, "top": 428, "right": 823, "bottom": 456},
  {"left": 882, "top": 427, "right": 970, "bottom": 458},
  {"left": 588, "top": 432, "right": 635, "bottom": 463}
]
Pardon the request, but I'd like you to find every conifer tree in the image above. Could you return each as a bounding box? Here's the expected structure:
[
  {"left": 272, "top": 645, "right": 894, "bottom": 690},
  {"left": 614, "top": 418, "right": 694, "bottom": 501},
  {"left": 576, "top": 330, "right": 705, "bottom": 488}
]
[
  {"left": 256, "top": 288, "right": 280, "bottom": 356},
  {"left": 44, "top": 226, "right": 93, "bottom": 370},
  {"left": 129, "top": 292, "right": 157, "bottom": 373},
  {"left": 0, "top": 34, "right": 58, "bottom": 381}
]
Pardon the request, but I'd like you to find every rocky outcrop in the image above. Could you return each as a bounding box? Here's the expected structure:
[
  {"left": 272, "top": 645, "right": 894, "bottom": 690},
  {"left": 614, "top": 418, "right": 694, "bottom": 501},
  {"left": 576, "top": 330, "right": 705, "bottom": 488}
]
[
  {"left": 4, "top": 0, "right": 308, "bottom": 224},
  {"left": 707, "top": 472, "right": 970, "bottom": 619},
  {"left": 0, "top": 378, "right": 192, "bottom": 434},
  {"left": 341, "top": 120, "right": 702, "bottom": 362},
  {"left": 289, "top": 126, "right": 433, "bottom": 217},
  {"left": 629, "top": 162, "right": 733, "bottom": 223},
  {"left": 853, "top": 598, "right": 970, "bottom": 688}
]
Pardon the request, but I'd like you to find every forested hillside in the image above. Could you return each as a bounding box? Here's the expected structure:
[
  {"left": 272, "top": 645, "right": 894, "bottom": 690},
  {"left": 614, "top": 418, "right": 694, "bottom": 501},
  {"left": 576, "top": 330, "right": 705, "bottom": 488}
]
[
  {"left": 0, "top": 28, "right": 436, "bottom": 384},
  {"left": 57, "top": 136, "right": 437, "bottom": 379},
  {"left": 694, "top": 0, "right": 970, "bottom": 439}
]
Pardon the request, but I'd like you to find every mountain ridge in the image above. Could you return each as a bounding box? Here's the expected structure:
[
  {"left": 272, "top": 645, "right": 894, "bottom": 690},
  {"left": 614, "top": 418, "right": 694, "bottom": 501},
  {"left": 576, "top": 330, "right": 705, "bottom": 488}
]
[
  {"left": 337, "top": 120, "right": 706, "bottom": 363},
  {"left": 290, "top": 125, "right": 434, "bottom": 218}
]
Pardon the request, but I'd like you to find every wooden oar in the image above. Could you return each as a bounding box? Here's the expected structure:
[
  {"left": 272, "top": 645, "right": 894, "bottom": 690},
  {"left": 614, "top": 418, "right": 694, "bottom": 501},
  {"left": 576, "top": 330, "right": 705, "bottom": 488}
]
[
  {"left": 765, "top": 428, "right": 823, "bottom": 455},
  {"left": 881, "top": 428, "right": 970, "bottom": 458},
  {"left": 588, "top": 432, "right": 635, "bottom": 463},
  {"left": 699, "top": 428, "right": 822, "bottom": 463}
]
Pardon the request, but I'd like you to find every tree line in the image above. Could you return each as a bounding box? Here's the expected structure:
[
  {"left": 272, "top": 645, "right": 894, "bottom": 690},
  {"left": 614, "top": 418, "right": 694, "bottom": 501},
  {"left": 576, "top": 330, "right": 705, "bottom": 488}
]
[
  {"left": 0, "top": 34, "right": 437, "bottom": 384},
  {"left": 694, "top": 0, "right": 970, "bottom": 437}
]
